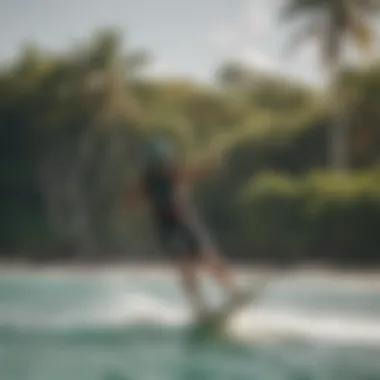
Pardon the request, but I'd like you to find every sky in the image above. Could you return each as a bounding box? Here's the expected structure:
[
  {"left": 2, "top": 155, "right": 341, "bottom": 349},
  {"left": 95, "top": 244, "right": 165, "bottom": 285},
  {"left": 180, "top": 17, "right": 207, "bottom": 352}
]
[{"left": 0, "top": 0, "right": 378, "bottom": 86}]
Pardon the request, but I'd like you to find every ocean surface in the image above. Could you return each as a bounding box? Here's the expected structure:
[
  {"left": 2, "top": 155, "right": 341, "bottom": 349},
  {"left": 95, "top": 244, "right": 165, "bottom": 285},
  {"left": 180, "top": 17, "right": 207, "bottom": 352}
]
[{"left": 1, "top": 267, "right": 380, "bottom": 380}]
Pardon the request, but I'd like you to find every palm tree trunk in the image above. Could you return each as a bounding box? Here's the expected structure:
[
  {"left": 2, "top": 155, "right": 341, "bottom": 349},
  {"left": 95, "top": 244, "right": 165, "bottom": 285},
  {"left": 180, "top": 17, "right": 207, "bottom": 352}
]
[{"left": 327, "top": 59, "right": 349, "bottom": 171}]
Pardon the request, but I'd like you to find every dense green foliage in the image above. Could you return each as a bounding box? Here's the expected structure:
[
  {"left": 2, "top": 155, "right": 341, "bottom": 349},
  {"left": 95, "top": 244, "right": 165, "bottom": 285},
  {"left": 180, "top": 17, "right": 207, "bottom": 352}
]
[
  {"left": 238, "top": 169, "right": 380, "bottom": 265},
  {"left": 0, "top": 29, "right": 379, "bottom": 264}
]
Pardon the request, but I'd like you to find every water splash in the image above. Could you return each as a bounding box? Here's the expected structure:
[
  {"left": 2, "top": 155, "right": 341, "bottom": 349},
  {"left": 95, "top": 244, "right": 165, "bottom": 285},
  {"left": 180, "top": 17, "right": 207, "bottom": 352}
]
[{"left": 2, "top": 288, "right": 380, "bottom": 346}]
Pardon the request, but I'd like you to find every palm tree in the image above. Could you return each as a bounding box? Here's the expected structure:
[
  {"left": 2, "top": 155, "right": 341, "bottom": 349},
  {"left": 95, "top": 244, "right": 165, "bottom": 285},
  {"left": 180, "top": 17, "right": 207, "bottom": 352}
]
[{"left": 280, "top": 0, "right": 378, "bottom": 171}]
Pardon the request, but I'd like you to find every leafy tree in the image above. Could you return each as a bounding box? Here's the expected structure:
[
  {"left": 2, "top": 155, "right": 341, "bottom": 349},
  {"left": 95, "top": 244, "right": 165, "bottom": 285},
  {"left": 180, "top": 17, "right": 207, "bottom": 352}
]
[{"left": 280, "top": 0, "right": 378, "bottom": 170}]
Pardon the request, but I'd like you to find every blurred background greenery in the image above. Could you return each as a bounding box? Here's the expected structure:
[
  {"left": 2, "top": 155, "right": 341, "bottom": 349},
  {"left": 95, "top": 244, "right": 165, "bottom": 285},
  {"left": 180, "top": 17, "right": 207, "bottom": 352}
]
[{"left": 1, "top": 0, "right": 380, "bottom": 267}]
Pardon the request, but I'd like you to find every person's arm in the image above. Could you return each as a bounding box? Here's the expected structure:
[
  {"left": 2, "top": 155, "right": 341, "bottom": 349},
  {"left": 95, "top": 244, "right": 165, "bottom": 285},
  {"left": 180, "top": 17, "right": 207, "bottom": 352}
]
[
  {"left": 177, "top": 158, "right": 220, "bottom": 182},
  {"left": 124, "top": 181, "right": 147, "bottom": 208}
]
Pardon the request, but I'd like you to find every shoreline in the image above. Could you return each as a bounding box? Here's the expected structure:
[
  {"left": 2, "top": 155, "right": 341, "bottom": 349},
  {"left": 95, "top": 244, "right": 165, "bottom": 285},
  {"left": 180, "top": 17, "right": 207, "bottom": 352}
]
[{"left": 1, "top": 259, "right": 380, "bottom": 283}]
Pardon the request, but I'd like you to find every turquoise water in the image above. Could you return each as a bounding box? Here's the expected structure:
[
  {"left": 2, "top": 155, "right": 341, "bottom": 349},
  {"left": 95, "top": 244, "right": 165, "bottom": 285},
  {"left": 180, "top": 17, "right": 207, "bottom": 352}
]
[{"left": 1, "top": 269, "right": 380, "bottom": 380}]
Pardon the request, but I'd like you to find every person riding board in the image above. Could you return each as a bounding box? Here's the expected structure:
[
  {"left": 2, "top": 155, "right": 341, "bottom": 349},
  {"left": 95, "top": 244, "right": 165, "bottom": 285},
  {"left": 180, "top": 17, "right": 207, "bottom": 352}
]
[{"left": 126, "top": 137, "right": 238, "bottom": 318}]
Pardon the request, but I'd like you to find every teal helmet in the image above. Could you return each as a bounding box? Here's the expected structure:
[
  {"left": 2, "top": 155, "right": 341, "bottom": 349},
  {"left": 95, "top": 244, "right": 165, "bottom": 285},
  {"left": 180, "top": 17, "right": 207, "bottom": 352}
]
[{"left": 145, "top": 138, "right": 175, "bottom": 163}]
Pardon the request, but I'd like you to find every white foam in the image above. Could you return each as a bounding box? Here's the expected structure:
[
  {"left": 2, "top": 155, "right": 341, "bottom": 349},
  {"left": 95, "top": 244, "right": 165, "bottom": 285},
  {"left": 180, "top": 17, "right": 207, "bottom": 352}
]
[
  {"left": 227, "top": 308, "right": 380, "bottom": 345},
  {"left": 57, "top": 292, "right": 380, "bottom": 346},
  {"left": 97, "top": 292, "right": 190, "bottom": 326},
  {"left": 2, "top": 289, "right": 380, "bottom": 347}
]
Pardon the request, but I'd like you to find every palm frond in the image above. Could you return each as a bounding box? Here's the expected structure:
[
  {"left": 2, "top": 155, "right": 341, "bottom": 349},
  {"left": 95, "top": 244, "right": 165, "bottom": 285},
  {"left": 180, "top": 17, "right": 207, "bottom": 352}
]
[
  {"left": 350, "top": 16, "right": 374, "bottom": 50},
  {"left": 280, "top": 0, "right": 327, "bottom": 21},
  {"left": 283, "top": 20, "right": 323, "bottom": 56},
  {"left": 354, "top": 0, "right": 380, "bottom": 12},
  {"left": 281, "top": 0, "right": 377, "bottom": 65}
]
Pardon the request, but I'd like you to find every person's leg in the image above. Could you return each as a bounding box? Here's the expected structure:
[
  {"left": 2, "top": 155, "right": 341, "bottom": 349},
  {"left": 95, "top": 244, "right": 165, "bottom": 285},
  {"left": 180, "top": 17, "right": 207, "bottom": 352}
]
[
  {"left": 164, "top": 223, "right": 207, "bottom": 317},
  {"left": 178, "top": 255, "right": 207, "bottom": 317},
  {"left": 179, "top": 221, "right": 238, "bottom": 304},
  {"left": 202, "top": 249, "right": 238, "bottom": 301}
]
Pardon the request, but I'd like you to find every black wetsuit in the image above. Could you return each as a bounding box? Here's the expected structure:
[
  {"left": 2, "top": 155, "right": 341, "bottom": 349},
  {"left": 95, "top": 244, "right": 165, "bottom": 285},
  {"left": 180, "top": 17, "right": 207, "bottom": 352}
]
[{"left": 143, "top": 161, "right": 202, "bottom": 259}]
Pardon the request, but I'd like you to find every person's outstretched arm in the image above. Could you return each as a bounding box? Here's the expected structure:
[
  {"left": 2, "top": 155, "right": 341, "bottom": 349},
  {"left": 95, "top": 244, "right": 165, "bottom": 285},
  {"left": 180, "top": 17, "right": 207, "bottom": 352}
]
[
  {"left": 178, "top": 158, "right": 220, "bottom": 182},
  {"left": 124, "top": 181, "right": 147, "bottom": 208}
]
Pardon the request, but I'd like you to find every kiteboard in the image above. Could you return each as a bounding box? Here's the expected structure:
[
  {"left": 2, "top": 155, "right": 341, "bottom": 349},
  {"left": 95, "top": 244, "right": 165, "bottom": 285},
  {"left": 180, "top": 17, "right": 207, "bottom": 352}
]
[{"left": 190, "top": 289, "right": 257, "bottom": 339}]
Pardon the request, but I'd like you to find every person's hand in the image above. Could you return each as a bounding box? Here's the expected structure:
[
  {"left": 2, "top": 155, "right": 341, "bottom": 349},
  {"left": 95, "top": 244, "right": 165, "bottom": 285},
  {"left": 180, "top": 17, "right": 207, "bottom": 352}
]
[
  {"left": 204, "top": 155, "right": 222, "bottom": 173},
  {"left": 182, "top": 157, "right": 221, "bottom": 182},
  {"left": 196, "top": 154, "right": 222, "bottom": 179},
  {"left": 124, "top": 185, "right": 145, "bottom": 208}
]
